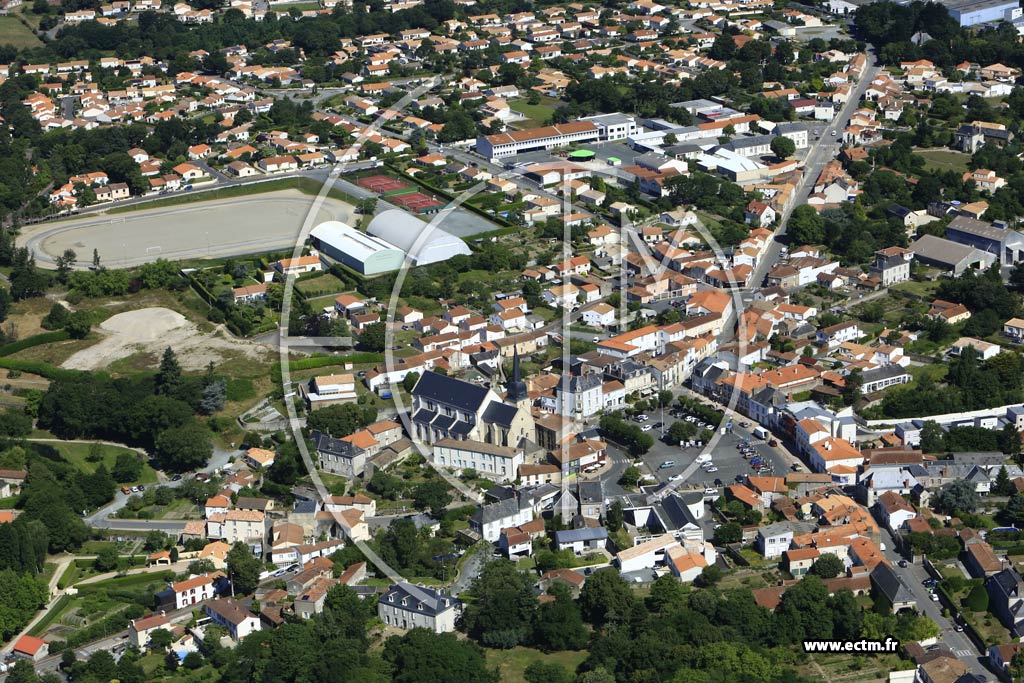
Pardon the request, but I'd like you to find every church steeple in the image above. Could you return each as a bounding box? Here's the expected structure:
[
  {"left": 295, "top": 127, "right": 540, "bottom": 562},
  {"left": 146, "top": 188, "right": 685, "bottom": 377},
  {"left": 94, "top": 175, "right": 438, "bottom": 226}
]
[{"left": 505, "top": 345, "right": 528, "bottom": 407}]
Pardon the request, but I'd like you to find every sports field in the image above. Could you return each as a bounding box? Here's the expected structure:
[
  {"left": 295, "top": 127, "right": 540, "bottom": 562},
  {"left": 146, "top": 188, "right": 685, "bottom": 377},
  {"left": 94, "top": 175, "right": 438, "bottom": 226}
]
[{"left": 19, "top": 189, "right": 356, "bottom": 268}]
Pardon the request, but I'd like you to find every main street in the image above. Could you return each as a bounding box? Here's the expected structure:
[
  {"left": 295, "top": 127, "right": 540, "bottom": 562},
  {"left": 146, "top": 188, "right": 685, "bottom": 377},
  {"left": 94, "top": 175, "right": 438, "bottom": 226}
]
[{"left": 743, "top": 49, "right": 884, "bottom": 298}]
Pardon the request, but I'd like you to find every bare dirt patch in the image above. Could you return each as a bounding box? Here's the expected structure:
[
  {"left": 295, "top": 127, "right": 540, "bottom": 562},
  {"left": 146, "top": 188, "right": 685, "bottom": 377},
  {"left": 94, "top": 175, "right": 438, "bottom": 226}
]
[{"left": 61, "top": 307, "right": 274, "bottom": 371}]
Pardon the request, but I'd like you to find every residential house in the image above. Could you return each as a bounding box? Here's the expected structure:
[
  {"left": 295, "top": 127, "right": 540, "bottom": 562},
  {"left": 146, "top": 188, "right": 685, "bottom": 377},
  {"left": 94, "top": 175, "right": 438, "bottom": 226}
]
[{"left": 377, "top": 582, "right": 462, "bottom": 633}]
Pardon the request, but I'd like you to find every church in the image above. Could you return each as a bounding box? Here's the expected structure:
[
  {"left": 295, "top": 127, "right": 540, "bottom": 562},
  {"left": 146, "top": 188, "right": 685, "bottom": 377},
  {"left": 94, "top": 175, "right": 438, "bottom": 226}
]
[{"left": 409, "top": 349, "right": 535, "bottom": 449}]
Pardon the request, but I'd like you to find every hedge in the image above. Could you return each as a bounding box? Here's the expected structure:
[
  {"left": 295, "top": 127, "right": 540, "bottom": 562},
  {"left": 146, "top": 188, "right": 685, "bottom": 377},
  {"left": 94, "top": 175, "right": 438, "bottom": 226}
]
[
  {"left": 0, "top": 358, "right": 82, "bottom": 381},
  {"left": 0, "top": 330, "right": 71, "bottom": 356},
  {"left": 270, "top": 356, "right": 382, "bottom": 382}
]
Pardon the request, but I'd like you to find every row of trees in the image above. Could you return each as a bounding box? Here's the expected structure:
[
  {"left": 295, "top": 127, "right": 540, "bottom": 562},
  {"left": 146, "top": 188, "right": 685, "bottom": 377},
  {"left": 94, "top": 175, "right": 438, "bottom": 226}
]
[{"left": 37, "top": 349, "right": 220, "bottom": 471}]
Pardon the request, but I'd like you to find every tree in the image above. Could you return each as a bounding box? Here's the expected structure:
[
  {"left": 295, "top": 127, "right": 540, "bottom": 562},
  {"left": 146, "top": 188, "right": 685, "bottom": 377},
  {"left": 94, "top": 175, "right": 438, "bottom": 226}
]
[
  {"left": 93, "top": 546, "right": 119, "bottom": 571},
  {"left": 524, "top": 661, "right": 572, "bottom": 683},
  {"left": 92, "top": 249, "right": 101, "bottom": 269},
  {"left": 111, "top": 452, "right": 143, "bottom": 483},
  {"left": 305, "top": 403, "right": 377, "bottom": 438},
  {"left": 605, "top": 500, "right": 624, "bottom": 532},
  {"left": 182, "top": 652, "right": 204, "bottom": 670},
  {"left": 1001, "top": 424, "right": 1022, "bottom": 459},
  {"left": 226, "top": 541, "right": 262, "bottom": 595},
  {"left": 412, "top": 480, "right": 451, "bottom": 518},
  {"left": 402, "top": 371, "right": 420, "bottom": 393},
  {"left": 147, "top": 628, "right": 173, "bottom": 651},
  {"left": 155, "top": 347, "right": 182, "bottom": 396},
  {"left": 41, "top": 303, "right": 69, "bottom": 330},
  {"left": 383, "top": 629, "right": 499, "bottom": 683},
  {"left": 920, "top": 421, "right": 946, "bottom": 454},
  {"left": 55, "top": 249, "right": 76, "bottom": 283},
  {"left": 359, "top": 322, "right": 386, "bottom": 352},
  {"left": 935, "top": 479, "right": 980, "bottom": 515},
  {"left": 809, "top": 554, "right": 845, "bottom": 579},
  {"left": 199, "top": 380, "right": 227, "bottom": 415},
  {"left": 770, "top": 136, "right": 796, "bottom": 159},
  {"left": 154, "top": 421, "right": 213, "bottom": 472},
  {"left": 533, "top": 584, "right": 587, "bottom": 652},
  {"left": 618, "top": 465, "right": 641, "bottom": 488},
  {"left": 788, "top": 205, "right": 825, "bottom": 245},
  {"left": 714, "top": 522, "right": 743, "bottom": 544},
  {"left": 579, "top": 567, "right": 635, "bottom": 627},
  {"left": 65, "top": 311, "right": 92, "bottom": 339},
  {"left": 963, "top": 583, "right": 989, "bottom": 612},
  {"left": 1005, "top": 493, "right": 1024, "bottom": 526},
  {"left": 462, "top": 560, "right": 538, "bottom": 648},
  {"left": 841, "top": 368, "right": 863, "bottom": 406},
  {"left": 994, "top": 465, "right": 1015, "bottom": 496},
  {"left": 696, "top": 565, "right": 723, "bottom": 587}
]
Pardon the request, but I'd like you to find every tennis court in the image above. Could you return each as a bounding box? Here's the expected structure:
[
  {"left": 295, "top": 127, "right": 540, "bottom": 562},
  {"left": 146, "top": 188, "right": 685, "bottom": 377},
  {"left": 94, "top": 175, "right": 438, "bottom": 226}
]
[
  {"left": 391, "top": 191, "right": 442, "bottom": 214},
  {"left": 356, "top": 174, "right": 410, "bottom": 193}
]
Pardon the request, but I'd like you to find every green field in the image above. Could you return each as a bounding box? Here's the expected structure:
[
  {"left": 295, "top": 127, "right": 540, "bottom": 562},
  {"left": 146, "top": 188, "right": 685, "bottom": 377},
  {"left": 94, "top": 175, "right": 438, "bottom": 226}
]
[
  {"left": 38, "top": 441, "right": 158, "bottom": 485},
  {"left": 485, "top": 647, "right": 588, "bottom": 680},
  {"left": 917, "top": 149, "right": 971, "bottom": 174},
  {"left": 891, "top": 279, "right": 940, "bottom": 299},
  {"left": 0, "top": 15, "right": 43, "bottom": 49},
  {"left": 511, "top": 96, "right": 562, "bottom": 128}
]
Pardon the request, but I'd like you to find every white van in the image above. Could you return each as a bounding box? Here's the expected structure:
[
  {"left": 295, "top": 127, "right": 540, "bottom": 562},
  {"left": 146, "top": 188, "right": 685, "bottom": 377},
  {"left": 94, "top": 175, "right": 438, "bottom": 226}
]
[
  {"left": 695, "top": 453, "right": 712, "bottom": 464},
  {"left": 753, "top": 426, "right": 769, "bottom": 440}
]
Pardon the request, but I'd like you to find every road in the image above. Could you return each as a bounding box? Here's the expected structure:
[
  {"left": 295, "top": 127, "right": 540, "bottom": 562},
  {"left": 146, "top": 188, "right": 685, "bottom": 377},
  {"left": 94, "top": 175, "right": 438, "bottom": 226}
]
[
  {"left": 85, "top": 446, "right": 236, "bottom": 531},
  {"left": 744, "top": 49, "right": 884, "bottom": 296},
  {"left": 880, "top": 528, "right": 988, "bottom": 677}
]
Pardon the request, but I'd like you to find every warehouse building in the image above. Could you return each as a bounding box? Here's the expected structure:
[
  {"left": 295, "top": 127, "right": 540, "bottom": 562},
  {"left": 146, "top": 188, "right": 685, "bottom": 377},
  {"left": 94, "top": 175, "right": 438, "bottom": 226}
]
[
  {"left": 309, "top": 221, "right": 405, "bottom": 275},
  {"left": 910, "top": 234, "right": 995, "bottom": 275},
  {"left": 943, "top": 0, "right": 1021, "bottom": 26},
  {"left": 366, "top": 210, "right": 471, "bottom": 266}
]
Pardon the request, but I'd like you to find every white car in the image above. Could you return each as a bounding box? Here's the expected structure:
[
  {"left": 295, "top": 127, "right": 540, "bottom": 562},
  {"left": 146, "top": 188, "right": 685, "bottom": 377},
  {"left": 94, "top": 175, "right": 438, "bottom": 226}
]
[
  {"left": 641, "top": 424, "right": 653, "bottom": 432},
  {"left": 705, "top": 466, "right": 719, "bottom": 473},
  {"left": 704, "top": 487, "right": 717, "bottom": 495},
  {"left": 669, "top": 474, "right": 685, "bottom": 482}
]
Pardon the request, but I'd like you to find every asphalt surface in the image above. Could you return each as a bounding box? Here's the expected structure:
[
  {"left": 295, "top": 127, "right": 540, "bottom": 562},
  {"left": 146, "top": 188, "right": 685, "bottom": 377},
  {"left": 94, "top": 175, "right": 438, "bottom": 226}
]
[
  {"left": 85, "top": 446, "right": 237, "bottom": 532},
  {"left": 880, "top": 528, "right": 987, "bottom": 677}
]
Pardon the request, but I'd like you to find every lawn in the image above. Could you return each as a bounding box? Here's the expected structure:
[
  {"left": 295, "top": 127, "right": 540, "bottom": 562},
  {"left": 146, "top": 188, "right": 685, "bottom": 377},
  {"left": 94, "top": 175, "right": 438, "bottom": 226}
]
[
  {"left": 917, "top": 149, "right": 971, "bottom": 174},
  {"left": 486, "top": 647, "right": 588, "bottom": 680},
  {"left": 41, "top": 441, "right": 158, "bottom": 485},
  {"left": 891, "top": 279, "right": 941, "bottom": 300},
  {"left": 510, "top": 96, "right": 562, "bottom": 128},
  {"left": 907, "top": 363, "right": 948, "bottom": 387},
  {"left": 296, "top": 273, "right": 348, "bottom": 298},
  {"left": 0, "top": 15, "right": 43, "bottom": 49}
]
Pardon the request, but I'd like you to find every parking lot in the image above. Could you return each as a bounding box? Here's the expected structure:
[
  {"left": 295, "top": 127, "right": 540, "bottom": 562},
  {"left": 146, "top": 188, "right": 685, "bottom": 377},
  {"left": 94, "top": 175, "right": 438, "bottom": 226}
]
[{"left": 633, "top": 412, "right": 793, "bottom": 494}]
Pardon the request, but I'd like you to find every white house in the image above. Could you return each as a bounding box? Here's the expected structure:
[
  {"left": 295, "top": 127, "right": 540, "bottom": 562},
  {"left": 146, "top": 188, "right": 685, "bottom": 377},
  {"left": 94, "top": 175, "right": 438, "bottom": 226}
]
[
  {"left": 203, "top": 598, "right": 261, "bottom": 641},
  {"left": 582, "top": 302, "right": 616, "bottom": 327}
]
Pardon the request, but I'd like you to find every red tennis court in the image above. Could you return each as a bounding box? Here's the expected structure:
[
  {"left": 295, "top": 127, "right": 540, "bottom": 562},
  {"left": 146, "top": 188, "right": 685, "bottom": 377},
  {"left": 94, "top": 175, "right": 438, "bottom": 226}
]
[
  {"left": 391, "top": 192, "right": 442, "bottom": 213},
  {"left": 356, "top": 175, "right": 410, "bottom": 193}
]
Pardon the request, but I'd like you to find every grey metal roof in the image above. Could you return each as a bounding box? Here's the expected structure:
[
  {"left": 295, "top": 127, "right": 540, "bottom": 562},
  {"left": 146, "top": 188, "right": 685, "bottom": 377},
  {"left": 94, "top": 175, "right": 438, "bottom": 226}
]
[
  {"left": 871, "top": 563, "right": 915, "bottom": 604},
  {"left": 379, "top": 582, "right": 461, "bottom": 617},
  {"left": 553, "top": 527, "right": 608, "bottom": 544},
  {"left": 911, "top": 234, "right": 985, "bottom": 268},
  {"left": 412, "top": 371, "right": 489, "bottom": 412},
  {"left": 312, "top": 430, "right": 363, "bottom": 459},
  {"left": 482, "top": 401, "right": 518, "bottom": 427}
]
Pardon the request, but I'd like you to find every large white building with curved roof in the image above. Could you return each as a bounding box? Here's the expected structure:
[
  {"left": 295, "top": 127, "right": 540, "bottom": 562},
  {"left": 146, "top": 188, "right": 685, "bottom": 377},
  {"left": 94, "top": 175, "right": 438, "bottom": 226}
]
[
  {"left": 309, "top": 221, "right": 406, "bottom": 275},
  {"left": 367, "top": 210, "right": 471, "bottom": 266}
]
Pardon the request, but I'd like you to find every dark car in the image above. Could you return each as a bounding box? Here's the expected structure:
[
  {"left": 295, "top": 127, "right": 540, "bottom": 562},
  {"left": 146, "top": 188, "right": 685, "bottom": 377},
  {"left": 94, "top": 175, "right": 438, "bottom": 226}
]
[
  {"left": 734, "top": 474, "right": 744, "bottom": 483},
  {"left": 714, "top": 478, "right": 724, "bottom": 487},
  {"left": 171, "top": 474, "right": 182, "bottom": 481}
]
